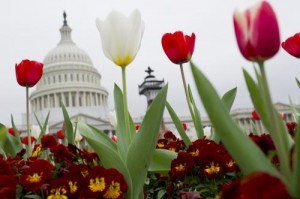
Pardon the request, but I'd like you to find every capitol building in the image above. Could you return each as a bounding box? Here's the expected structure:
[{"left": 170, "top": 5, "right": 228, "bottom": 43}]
[
  {"left": 21, "top": 13, "right": 296, "bottom": 140},
  {"left": 23, "top": 13, "right": 113, "bottom": 134}
]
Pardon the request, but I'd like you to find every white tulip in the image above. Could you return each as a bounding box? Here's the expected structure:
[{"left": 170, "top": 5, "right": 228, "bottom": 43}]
[{"left": 96, "top": 9, "right": 145, "bottom": 67}]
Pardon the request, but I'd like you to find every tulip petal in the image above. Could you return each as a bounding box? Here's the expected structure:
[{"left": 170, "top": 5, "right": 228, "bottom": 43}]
[
  {"left": 96, "top": 9, "right": 144, "bottom": 67},
  {"left": 250, "top": 1, "right": 280, "bottom": 60},
  {"left": 282, "top": 33, "right": 300, "bottom": 58}
]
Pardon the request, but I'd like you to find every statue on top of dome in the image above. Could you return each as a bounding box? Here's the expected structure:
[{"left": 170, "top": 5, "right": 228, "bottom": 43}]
[{"left": 63, "top": 11, "right": 68, "bottom": 26}]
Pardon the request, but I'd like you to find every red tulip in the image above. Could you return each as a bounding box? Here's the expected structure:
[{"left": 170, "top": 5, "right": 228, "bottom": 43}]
[
  {"left": 15, "top": 59, "right": 43, "bottom": 87},
  {"left": 281, "top": 33, "right": 300, "bottom": 58},
  {"left": 251, "top": 110, "right": 260, "bottom": 121},
  {"left": 112, "top": 135, "right": 118, "bottom": 143},
  {"left": 233, "top": 1, "right": 280, "bottom": 62},
  {"left": 21, "top": 136, "right": 36, "bottom": 145},
  {"left": 161, "top": 31, "right": 195, "bottom": 64}
]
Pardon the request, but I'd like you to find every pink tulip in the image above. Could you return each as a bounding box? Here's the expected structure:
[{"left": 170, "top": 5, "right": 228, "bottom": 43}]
[
  {"left": 233, "top": 1, "right": 280, "bottom": 63},
  {"left": 112, "top": 135, "right": 118, "bottom": 143}
]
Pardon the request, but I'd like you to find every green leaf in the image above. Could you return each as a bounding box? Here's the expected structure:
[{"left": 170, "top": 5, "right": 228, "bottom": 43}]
[
  {"left": 86, "top": 124, "right": 117, "bottom": 151},
  {"left": 61, "top": 103, "right": 74, "bottom": 144},
  {"left": 188, "top": 85, "right": 204, "bottom": 138},
  {"left": 34, "top": 111, "right": 50, "bottom": 144},
  {"left": 0, "top": 123, "right": 22, "bottom": 157},
  {"left": 10, "top": 115, "right": 22, "bottom": 147},
  {"left": 166, "top": 101, "right": 192, "bottom": 146},
  {"left": 126, "top": 84, "right": 168, "bottom": 199},
  {"left": 296, "top": 78, "right": 300, "bottom": 89},
  {"left": 221, "top": 87, "right": 237, "bottom": 112},
  {"left": 291, "top": 115, "right": 300, "bottom": 197},
  {"left": 78, "top": 122, "right": 133, "bottom": 198},
  {"left": 148, "top": 149, "right": 177, "bottom": 174},
  {"left": 114, "top": 84, "right": 135, "bottom": 160},
  {"left": 190, "top": 62, "right": 280, "bottom": 177},
  {"left": 243, "top": 69, "right": 271, "bottom": 131}
]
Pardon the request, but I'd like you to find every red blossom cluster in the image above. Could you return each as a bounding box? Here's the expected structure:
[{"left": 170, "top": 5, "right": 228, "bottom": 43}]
[
  {"left": 156, "top": 131, "right": 186, "bottom": 152},
  {"left": 219, "top": 172, "right": 292, "bottom": 199},
  {"left": 0, "top": 133, "right": 128, "bottom": 199}
]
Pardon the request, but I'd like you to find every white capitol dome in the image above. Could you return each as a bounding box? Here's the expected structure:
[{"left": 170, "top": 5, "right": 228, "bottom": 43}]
[{"left": 27, "top": 12, "right": 112, "bottom": 133}]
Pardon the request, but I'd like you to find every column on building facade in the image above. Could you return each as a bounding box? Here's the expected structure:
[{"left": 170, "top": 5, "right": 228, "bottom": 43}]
[
  {"left": 89, "top": 92, "right": 93, "bottom": 106},
  {"left": 68, "top": 92, "right": 72, "bottom": 107},
  {"left": 61, "top": 92, "right": 65, "bottom": 105},
  {"left": 76, "top": 90, "right": 79, "bottom": 107},
  {"left": 53, "top": 93, "right": 58, "bottom": 108},
  {"left": 47, "top": 94, "right": 50, "bottom": 108},
  {"left": 41, "top": 96, "right": 44, "bottom": 109},
  {"left": 82, "top": 92, "right": 86, "bottom": 107}
]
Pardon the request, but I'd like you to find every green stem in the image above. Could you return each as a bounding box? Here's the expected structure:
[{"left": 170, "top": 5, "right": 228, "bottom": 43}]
[
  {"left": 122, "top": 67, "right": 131, "bottom": 141},
  {"left": 26, "top": 87, "right": 32, "bottom": 156},
  {"left": 258, "top": 62, "right": 291, "bottom": 181},
  {"left": 180, "top": 64, "right": 197, "bottom": 135}
]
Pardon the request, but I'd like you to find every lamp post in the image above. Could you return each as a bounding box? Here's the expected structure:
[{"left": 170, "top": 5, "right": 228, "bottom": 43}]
[{"left": 139, "top": 67, "right": 166, "bottom": 135}]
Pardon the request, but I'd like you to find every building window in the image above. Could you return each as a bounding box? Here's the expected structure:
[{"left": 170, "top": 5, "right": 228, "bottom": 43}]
[
  {"left": 65, "top": 74, "right": 68, "bottom": 82},
  {"left": 77, "top": 74, "right": 79, "bottom": 81},
  {"left": 59, "top": 75, "right": 61, "bottom": 82},
  {"left": 71, "top": 74, "right": 73, "bottom": 81}
]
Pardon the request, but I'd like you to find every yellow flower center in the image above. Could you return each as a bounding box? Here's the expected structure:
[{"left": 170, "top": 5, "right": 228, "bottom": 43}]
[
  {"left": 27, "top": 173, "right": 42, "bottom": 183},
  {"left": 47, "top": 187, "right": 68, "bottom": 199},
  {"left": 204, "top": 162, "right": 221, "bottom": 175},
  {"left": 103, "top": 181, "right": 121, "bottom": 199},
  {"left": 175, "top": 164, "right": 185, "bottom": 172},
  {"left": 190, "top": 149, "right": 199, "bottom": 157},
  {"left": 114, "top": 55, "right": 132, "bottom": 67},
  {"left": 157, "top": 142, "right": 164, "bottom": 148},
  {"left": 169, "top": 147, "right": 176, "bottom": 152},
  {"left": 68, "top": 181, "right": 78, "bottom": 193},
  {"left": 31, "top": 145, "right": 42, "bottom": 158},
  {"left": 89, "top": 177, "right": 105, "bottom": 192},
  {"left": 81, "top": 170, "right": 89, "bottom": 178},
  {"left": 226, "top": 160, "right": 235, "bottom": 168}
]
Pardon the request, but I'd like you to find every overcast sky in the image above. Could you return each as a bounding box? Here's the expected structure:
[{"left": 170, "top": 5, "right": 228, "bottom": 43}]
[{"left": 1, "top": 0, "right": 300, "bottom": 126}]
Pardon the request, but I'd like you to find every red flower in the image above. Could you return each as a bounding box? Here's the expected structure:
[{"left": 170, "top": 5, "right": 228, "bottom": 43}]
[
  {"left": 0, "top": 175, "right": 17, "bottom": 199},
  {"left": 56, "top": 129, "right": 65, "bottom": 139},
  {"left": 282, "top": 33, "right": 300, "bottom": 58},
  {"left": 50, "top": 144, "right": 74, "bottom": 164},
  {"left": 20, "top": 159, "right": 53, "bottom": 191},
  {"left": 47, "top": 178, "right": 69, "bottom": 198},
  {"left": 233, "top": 1, "right": 280, "bottom": 62},
  {"left": 251, "top": 109, "right": 260, "bottom": 120},
  {"left": 103, "top": 168, "right": 128, "bottom": 199},
  {"left": 112, "top": 135, "right": 118, "bottom": 143},
  {"left": 182, "top": 122, "right": 187, "bottom": 131},
  {"left": 219, "top": 172, "right": 292, "bottom": 199},
  {"left": 169, "top": 152, "right": 194, "bottom": 181},
  {"left": 85, "top": 166, "right": 108, "bottom": 198},
  {"left": 41, "top": 134, "right": 58, "bottom": 149},
  {"left": 162, "top": 31, "right": 195, "bottom": 64},
  {"left": 0, "top": 159, "right": 15, "bottom": 175},
  {"left": 22, "top": 136, "right": 36, "bottom": 145},
  {"left": 15, "top": 59, "right": 43, "bottom": 87},
  {"left": 7, "top": 128, "right": 21, "bottom": 137}
]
